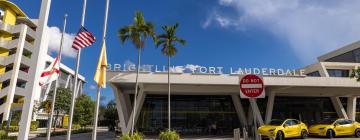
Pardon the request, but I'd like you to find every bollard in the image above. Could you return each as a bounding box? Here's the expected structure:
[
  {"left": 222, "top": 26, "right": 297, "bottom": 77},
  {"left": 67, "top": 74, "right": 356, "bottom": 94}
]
[
  {"left": 234, "top": 128, "right": 240, "bottom": 140},
  {"left": 242, "top": 127, "right": 248, "bottom": 140}
]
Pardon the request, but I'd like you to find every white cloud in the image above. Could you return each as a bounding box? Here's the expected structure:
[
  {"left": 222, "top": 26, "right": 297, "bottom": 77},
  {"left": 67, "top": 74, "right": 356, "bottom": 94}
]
[
  {"left": 89, "top": 85, "right": 97, "bottom": 90},
  {"left": 204, "top": 0, "right": 360, "bottom": 63},
  {"left": 47, "top": 26, "right": 76, "bottom": 58}
]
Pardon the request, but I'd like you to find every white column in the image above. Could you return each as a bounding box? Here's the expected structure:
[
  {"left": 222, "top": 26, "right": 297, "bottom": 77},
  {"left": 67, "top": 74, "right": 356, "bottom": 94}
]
[
  {"left": 249, "top": 98, "right": 264, "bottom": 125},
  {"left": 3, "top": 25, "right": 27, "bottom": 121},
  {"left": 347, "top": 96, "right": 357, "bottom": 121},
  {"left": 18, "top": 0, "right": 51, "bottom": 139},
  {"left": 110, "top": 83, "right": 130, "bottom": 133},
  {"left": 64, "top": 75, "right": 71, "bottom": 88},
  {"left": 319, "top": 62, "right": 330, "bottom": 77},
  {"left": 79, "top": 82, "right": 83, "bottom": 96},
  {"left": 126, "top": 88, "right": 146, "bottom": 132},
  {"left": 330, "top": 96, "right": 348, "bottom": 119},
  {"left": 265, "top": 92, "right": 275, "bottom": 124},
  {"left": 124, "top": 93, "right": 132, "bottom": 117},
  {"left": 75, "top": 80, "right": 82, "bottom": 97},
  {"left": 231, "top": 94, "right": 247, "bottom": 127}
]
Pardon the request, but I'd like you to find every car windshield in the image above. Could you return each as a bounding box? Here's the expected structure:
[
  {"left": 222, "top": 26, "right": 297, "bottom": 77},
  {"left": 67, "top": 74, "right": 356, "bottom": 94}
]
[
  {"left": 318, "top": 119, "right": 336, "bottom": 125},
  {"left": 268, "top": 119, "right": 284, "bottom": 125}
]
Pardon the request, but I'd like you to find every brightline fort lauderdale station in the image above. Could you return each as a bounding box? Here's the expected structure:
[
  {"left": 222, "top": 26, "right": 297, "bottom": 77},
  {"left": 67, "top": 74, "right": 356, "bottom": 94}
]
[{"left": 107, "top": 41, "right": 360, "bottom": 135}]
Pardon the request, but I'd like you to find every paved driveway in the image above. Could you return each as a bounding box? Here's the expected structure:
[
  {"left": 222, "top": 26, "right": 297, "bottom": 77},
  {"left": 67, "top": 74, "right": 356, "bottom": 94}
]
[
  {"left": 29, "top": 131, "right": 360, "bottom": 140},
  {"left": 30, "top": 131, "right": 117, "bottom": 140}
]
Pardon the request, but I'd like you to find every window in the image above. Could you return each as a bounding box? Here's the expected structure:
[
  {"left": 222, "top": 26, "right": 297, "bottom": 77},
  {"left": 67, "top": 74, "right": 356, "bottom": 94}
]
[
  {"left": 293, "top": 119, "right": 300, "bottom": 124},
  {"left": 354, "top": 49, "right": 360, "bottom": 62},
  {"left": 307, "top": 71, "right": 321, "bottom": 77},
  {"left": 344, "top": 120, "right": 353, "bottom": 125},
  {"left": 284, "top": 120, "right": 296, "bottom": 126},
  {"left": 327, "top": 69, "right": 349, "bottom": 77},
  {"left": 335, "top": 120, "right": 347, "bottom": 125}
]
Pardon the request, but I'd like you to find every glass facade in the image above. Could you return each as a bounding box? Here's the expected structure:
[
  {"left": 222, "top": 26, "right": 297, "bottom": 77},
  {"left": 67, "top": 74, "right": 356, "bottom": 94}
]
[
  {"left": 325, "top": 48, "right": 360, "bottom": 63},
  {"left": 136, "top": 95, "right": 240, "bottom": 135},
  {"left": 272, "top": 97, "right": 337, "bottom": 125},
  {"left": 134, "top": 95, "right": 359, "bottom": 136},
  {"left": 327, "top": 69, "right": 349, "bottom": 77},
  {"left": 306, "top": 71, "right": 321, "bottom": 77}
]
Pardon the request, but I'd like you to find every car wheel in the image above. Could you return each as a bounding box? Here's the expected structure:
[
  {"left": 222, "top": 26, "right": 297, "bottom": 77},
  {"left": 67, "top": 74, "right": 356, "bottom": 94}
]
[
  {"left": 326, "top": 129, "right": 335, "bottom": 139},
  {"left": 355, "top": 129, "right": 360, "bottom": 137},
  {"left": 276, "top": 131, "right": 284, "bottom": 140},
  {"left": 300, "top": 129, "right": 308, "bottom": 139}
]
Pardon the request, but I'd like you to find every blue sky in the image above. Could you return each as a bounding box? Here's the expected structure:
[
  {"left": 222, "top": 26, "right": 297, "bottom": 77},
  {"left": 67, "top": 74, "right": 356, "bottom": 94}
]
[{"left": 11, "top": 0, "right": 360, "bottom": 104}]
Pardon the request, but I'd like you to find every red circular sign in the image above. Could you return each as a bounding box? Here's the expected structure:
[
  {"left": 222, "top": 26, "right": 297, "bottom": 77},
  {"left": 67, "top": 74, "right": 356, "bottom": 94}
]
[{"left": 239, "top": 74, "right": 264, "bottom": 98}]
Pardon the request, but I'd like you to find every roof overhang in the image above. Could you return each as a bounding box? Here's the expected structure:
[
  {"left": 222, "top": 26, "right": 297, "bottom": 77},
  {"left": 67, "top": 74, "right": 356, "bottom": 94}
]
[
  {"left": 318, "top": 40, "right": 360, "bottom": 62},
  {"left": 0, "top": 0, "right": 27, "bottom": 17},
  {"left": 108, "top": 72, "right": 360, "bottom": 97}
]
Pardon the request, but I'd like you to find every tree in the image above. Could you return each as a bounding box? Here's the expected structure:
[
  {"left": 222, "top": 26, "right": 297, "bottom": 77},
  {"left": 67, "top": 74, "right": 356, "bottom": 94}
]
[
  {"left": 40, "top": 87, "right": 71, "bottom": 131},
  {"left": 103, "top": 100, "right": 118, "bottom": 131},
  {"left": 118, "top": 11, "right": 156, "bottom": 134},
  {"left": 156, "top": 23, "right": 186, "bottom": 130},
  {"left": 73, "top": 94, "right": 95, "bottom": 128},
  {"left": 351, "top": 67, "right": 360, "bottom": 81}
]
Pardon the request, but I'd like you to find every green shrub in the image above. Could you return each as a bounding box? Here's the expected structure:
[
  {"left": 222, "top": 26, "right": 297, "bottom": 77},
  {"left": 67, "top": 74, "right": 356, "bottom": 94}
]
[
  {"left": 118, "top": 132, "right": 144, "bottom": 140},
  {"left": 1, "top": 121, "right": 38, "bottom": 132},
  {"left": 30, "top": 121, "right": 39, "bottom": 131},
  {"left": 1, "top": 121, "right": 6, "bottom": 129},
  {"left": 73, "top": 124, "right": 81, "bottom": 129},
  {"left": 159, "top": 130, "right": 180, "bottom": 140},
  {"left": 0, "top": 130, "right": 7, "bottom": 139},
  {"left": 37, "top": 128, "right": 92, "bottom": 137}
]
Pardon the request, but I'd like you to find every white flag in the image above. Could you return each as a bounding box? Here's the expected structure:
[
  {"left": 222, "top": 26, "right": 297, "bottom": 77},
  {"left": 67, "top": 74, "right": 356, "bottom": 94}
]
[{"left": 39, "top": 55, "right": 60, "bottom": 87}]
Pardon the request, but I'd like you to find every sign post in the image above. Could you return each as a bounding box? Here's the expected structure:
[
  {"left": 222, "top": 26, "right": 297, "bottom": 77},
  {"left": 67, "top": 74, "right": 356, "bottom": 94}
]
[{"left": 239, "top": 74, "right": 265, "bottom": 140}]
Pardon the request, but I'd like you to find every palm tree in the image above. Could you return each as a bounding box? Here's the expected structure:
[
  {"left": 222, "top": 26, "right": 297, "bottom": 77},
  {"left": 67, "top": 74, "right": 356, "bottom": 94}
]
[
  {"left": 118, "top": 11, "right": 156, "bottom": 135},
  {"left": 156, "top": 23, "right": 186, "bottom": 130}
]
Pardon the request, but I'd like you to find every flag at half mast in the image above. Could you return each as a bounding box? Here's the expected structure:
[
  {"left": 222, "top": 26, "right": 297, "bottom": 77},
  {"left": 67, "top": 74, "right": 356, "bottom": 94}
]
[
  {"left": 39, "top": 55, "right": 60, "bottom": 87},
  {"left": 94, "top": 41, "right": 108, "bottom": 88},
  {"left": 72, "top": 26, "right": 96, "bottom": 50}
]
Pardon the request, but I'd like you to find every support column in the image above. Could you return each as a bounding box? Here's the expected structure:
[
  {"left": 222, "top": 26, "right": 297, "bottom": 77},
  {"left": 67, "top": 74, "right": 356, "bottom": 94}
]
[
  {"left": 330, "top": 97, "right": 348, "bottom": 119},
  {"left": 126, "top": 87, "right": 146, "bottom": 133},
  {"left": 110, "top": 84, "right": 129, "bottom": 133},
  {"left": 247, "top": 105, "right": 253, "bottom": 126},
  {"left": 249, "top": 98, "right": 264, "bottom": 125},
  {"left": 347, "top": 96, "right": 357, "bottom": 121},
  {"left": 2, "top": 25, "right": 27, "bottom": 121},
  {"left": 231, "top": 94, "right": 247, "bottom": 127},
  {"left": 75, "top": 80, "right": 82, "bottom": 97},
  {"left": 124, "top": 93, "right": 132, "bottom": 117},
  {"left": 18, "top": 0, "right": 51, "bottom": 139},
  {"left": 64, "top": 75, "right": 71, "bottom": 88},
  {"left": 265, "top": 92, "right": 275, "bottom": 124}
]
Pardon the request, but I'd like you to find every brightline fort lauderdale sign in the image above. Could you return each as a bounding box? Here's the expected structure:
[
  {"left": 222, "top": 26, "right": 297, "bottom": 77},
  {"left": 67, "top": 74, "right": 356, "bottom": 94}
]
[{"left": 107, "top": 63, "right": 306, "bottom": 76}]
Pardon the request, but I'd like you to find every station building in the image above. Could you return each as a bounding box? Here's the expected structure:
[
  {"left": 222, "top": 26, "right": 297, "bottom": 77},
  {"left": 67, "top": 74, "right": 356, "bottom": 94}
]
[
  {"left": 108, "top": 41, "right": 360, "bottom": 135},
  {"left": 0, "top": 1, "right": 85, "bottom": 126}
]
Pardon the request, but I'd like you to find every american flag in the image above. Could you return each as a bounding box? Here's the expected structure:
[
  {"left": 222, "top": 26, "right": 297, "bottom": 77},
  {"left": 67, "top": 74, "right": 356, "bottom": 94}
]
[{"left": 72, "top": 26, "right": 96, "bottom": 50}]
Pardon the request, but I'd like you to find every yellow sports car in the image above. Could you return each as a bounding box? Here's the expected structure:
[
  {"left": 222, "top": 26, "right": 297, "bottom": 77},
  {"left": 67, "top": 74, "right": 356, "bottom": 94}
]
[
  {"left": 258, "top": 119, "right": 308, "bottom": 140},
  {"left": 309, "top": 118, "right": 360, "bottom": 138}
]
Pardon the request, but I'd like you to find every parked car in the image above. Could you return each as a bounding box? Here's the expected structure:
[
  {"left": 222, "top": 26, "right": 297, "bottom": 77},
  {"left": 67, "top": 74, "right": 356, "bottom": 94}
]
[
  {"left": 258, "top": 119, "right": 308, "bottom": 140},
  {"left": 309, "top": 118, "right": 360, "bottom": 138}
]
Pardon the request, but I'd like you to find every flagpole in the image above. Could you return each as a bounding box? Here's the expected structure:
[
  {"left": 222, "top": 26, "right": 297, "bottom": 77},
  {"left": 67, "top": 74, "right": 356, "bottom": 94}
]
[
  {"left": 92, "top": 0, "right": 109, "bottom": 139},
  {"left": 67, "top": 0, "right": 87, "bottom": 139},
  {"left": 92, "top": 86, "right": 101, "bottom": 140},
  {"left": 46, "top": 13, "right": 67, "bottom": 140}
]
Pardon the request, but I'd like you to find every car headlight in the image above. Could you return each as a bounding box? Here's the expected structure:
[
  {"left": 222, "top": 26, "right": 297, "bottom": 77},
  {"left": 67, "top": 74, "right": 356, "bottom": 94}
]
[
  {"left": 318, "top": 127, "right": 325, "bottom": 130},
  {"left": 268, "top": 128, "right": 276, "bottom": 132}
]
